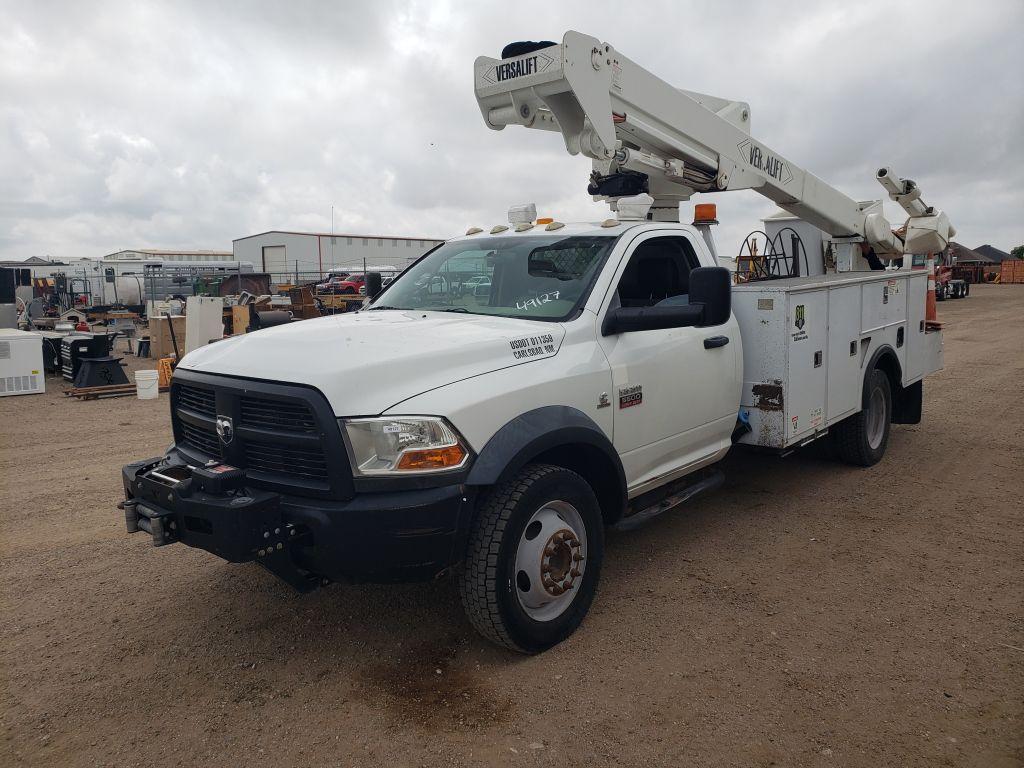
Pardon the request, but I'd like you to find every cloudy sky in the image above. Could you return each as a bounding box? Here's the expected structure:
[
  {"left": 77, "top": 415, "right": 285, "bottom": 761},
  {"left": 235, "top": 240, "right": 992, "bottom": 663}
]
[{"left": 2, "top": 0, "right": 1021, "bottom": 261}]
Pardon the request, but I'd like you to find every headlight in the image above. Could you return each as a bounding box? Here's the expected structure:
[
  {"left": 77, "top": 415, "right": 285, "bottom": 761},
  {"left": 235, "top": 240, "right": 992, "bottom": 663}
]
[{"left": 342, "top": 416, "right": 469, "bottom": 475}]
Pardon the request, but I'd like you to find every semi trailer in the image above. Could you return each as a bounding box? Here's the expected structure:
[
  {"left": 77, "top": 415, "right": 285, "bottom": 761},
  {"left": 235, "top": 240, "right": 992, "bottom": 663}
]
[{"left": 119, "top": 32, "right": 952, "bottom": 652}]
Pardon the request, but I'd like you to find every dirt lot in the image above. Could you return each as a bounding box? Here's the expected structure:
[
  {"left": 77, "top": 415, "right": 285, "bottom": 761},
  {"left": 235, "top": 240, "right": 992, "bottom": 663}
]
[{"left": 1, "top": 284, "right": 1021, "bottom": 767}]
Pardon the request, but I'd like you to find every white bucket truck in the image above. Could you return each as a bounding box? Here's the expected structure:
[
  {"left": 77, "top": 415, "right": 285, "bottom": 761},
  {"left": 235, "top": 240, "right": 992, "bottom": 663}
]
[{"left": 120, "top": 32, "right": 950, "bottom": 652}]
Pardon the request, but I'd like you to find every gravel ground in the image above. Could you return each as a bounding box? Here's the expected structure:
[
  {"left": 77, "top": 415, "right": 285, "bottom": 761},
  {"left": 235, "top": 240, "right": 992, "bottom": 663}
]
[{"left": 1, "top": 284, "right": 1021, "bottom": 768}]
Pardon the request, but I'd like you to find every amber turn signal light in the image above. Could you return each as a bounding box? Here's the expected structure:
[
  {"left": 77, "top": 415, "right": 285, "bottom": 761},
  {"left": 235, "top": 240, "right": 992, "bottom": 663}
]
[{"left": 396, "top": 444, "right": 467, "bottom": 471}]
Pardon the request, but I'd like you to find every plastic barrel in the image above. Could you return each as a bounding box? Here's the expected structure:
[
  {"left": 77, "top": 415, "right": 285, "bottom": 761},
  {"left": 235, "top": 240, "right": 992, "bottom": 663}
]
[{"left": 135, "top": 370, "right": 160, "bottom": 400}]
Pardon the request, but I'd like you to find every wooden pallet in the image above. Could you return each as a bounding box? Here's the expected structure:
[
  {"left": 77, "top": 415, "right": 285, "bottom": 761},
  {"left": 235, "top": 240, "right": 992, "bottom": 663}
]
[{"left": 64, "top": 384, "right": 170, "bottom": 401}]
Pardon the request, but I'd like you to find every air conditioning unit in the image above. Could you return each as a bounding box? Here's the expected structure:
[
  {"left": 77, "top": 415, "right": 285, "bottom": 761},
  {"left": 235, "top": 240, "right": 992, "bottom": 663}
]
[{"left": 0, "top": 329, "right": 45, "bottom": 397}]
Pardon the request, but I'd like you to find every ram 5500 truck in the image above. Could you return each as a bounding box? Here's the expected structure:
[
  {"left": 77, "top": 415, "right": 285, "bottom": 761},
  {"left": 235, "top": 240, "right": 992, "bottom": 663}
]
[{"left": 119, "top": 32, "right": 951, "bottom": 652}]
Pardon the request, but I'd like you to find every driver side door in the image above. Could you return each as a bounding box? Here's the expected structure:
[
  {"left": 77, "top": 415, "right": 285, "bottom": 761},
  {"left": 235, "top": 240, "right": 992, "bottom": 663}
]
[{"left": 597, "top": 231, "right": 738, "bottom": 495}]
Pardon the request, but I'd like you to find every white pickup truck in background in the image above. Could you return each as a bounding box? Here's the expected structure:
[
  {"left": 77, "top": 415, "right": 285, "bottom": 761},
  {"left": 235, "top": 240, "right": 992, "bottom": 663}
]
[{"left": 119, "top": 31, "right": 950, "bottom": 653}]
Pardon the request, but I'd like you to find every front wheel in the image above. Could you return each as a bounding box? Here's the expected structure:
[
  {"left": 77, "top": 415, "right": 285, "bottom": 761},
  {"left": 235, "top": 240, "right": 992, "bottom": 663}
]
[
  {"left": 459, "top": 464, "right": 604, "bottom": 653},
  {"left": 833, "top": 368, "right": 892, "bottom": 466}
]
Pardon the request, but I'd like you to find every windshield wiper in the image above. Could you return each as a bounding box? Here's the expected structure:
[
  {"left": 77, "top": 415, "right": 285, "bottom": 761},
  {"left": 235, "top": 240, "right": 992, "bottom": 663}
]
[{"left": 366, "top": 305, "right": 407, "bottom": 311}]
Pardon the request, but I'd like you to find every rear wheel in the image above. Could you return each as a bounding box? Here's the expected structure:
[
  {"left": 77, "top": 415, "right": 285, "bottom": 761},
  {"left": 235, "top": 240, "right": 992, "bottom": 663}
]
[
  {"left": 833, "top": 368, "right": 892, "bottom": 466},
  {"left": 459, "top": 464, "right": 604, "bottom": 653}
]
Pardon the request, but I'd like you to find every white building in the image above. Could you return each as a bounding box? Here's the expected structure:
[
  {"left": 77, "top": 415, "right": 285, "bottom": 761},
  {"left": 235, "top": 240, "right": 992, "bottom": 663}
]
[
  {"left": 104, "top": 248, "right": 234, "bottom": 263},
  {"left": 232, "top": 230, "right": 445, "bottom": 278}
]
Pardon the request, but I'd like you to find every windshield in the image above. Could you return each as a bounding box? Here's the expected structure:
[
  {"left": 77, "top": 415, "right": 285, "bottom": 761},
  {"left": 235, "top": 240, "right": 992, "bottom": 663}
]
[{"left": 368, "top": 235, "right": 615, "bottom": 321}]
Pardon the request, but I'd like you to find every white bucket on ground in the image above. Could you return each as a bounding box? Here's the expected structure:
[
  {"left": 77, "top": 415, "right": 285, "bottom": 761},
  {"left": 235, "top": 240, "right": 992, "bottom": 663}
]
[{"left": 135, "top": 370, "right": 160, "bottom": 400}]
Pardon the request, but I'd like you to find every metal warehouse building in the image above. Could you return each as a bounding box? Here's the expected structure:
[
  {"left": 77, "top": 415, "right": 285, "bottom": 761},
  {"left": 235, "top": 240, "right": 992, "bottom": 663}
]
[
  {"left": 105, "top": 248, "right": 234, "bottom": 263},
  {"left": 232, "top": 231, "right": 444, "bottom": 278}
]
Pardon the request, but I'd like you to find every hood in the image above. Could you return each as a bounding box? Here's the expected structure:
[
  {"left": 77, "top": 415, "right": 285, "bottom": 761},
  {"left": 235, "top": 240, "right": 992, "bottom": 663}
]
[{"left": 178, "top": 310, "right": 565, "bottom": 415}]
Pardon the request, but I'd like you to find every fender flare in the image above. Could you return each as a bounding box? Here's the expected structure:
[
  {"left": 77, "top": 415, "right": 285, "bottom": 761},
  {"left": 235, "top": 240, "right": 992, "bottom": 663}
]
[
  {"left": 864, "top": 344, "right": 903, "bottom": 402},
  {"left": 466, "top": 406, "right": 627, "bottom": 519}
]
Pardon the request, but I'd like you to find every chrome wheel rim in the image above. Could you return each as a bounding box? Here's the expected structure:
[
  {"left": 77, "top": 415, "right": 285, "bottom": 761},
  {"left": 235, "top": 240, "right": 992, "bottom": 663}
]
[
  {"left": 867, "top": 386, "right": 886, "bottom": 450},
  {"left": 514, "top": 500, "right": 587, "bottom": 622}
]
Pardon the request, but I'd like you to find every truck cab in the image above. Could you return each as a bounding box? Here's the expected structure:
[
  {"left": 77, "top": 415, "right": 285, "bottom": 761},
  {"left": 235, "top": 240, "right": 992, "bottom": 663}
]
[{"left": 122, "top": 219, "right": 745, "bottom": 652}]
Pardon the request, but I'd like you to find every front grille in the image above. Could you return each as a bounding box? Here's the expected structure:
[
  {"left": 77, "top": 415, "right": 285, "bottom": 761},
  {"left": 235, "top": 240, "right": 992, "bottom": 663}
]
[
  {"left": 180, "top": 420, "right": 222, "bottom": 458},
  {"left": 177, "top": 384, "right": 216, "bottom": 417},
  {"left": 244, "top": 443, "right": 329, "bottom": 481},
  {"left": 170, "top": 371, "right": 352, "bottom": 500},
  {"left": 240, "top": 395, "right": 317, "bottom": 433}
]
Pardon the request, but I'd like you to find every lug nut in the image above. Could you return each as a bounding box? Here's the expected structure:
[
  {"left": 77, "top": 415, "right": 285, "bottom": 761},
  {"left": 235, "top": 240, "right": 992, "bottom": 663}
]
[{"left": 276, "top": 542, "right": 283, "bottom": 550}]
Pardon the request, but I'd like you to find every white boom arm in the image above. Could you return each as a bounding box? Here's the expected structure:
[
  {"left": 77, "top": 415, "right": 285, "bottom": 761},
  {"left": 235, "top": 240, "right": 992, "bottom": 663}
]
[{"left": 474, "top": 31, "right": 953, "bottom": 258}]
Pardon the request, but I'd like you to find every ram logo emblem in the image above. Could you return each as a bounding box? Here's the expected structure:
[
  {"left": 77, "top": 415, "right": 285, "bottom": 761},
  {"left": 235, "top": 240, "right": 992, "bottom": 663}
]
[{"left": 215, "top": 415, "right": 234, "bottom": 445}]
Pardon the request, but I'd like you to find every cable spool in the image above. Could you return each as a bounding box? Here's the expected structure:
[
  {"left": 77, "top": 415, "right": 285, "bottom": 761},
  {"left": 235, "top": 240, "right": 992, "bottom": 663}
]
[{"left": 735, "top": 227, "right": 810, "bottom": 283}]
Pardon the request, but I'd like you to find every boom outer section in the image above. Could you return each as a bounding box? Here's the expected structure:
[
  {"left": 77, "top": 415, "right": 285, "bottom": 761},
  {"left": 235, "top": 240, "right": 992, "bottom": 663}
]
[{"left": 474, "top": 31, "right": 900, "bottom": 253}]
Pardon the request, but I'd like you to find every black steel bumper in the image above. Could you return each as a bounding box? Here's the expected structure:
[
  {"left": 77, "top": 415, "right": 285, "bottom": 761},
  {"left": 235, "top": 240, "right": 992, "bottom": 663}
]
[{"left": 121, "top": 451, "right": 472, "bottom": 590}]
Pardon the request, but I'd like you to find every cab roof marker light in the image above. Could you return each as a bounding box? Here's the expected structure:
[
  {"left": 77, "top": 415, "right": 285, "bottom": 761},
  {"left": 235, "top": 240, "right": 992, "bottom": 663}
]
[
  {"left": 693, "top": 203, "right": 718, "bottom": 225},
  {"left": 515, "top": 222, "right": 535, "bottom": 232},
  {"left": 545, "top": 221, "right": 565, "bottom": 231},
  {"left": 465, "top": 227, "right": 483, "bottom": 235},
  {"left": 600, "top": 219, "right": 621, "bottom": 228},
  {"left": 491, "top": 225, "right": 509, "bottom": 234}
]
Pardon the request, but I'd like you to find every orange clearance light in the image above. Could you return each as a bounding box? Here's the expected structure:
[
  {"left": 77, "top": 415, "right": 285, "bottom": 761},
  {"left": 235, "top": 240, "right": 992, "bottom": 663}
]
[
  {"left": 396, "top": 444, "right": 467, "bottom": 471},
  {"left": 536, "top": 217, "right": 554, "bottom": 225},
  {"left": 693, "top": 203, "right": 718, "bottom": 224}
]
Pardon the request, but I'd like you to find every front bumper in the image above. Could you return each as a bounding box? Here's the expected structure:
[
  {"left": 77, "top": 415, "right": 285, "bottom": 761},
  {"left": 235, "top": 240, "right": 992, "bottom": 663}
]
[{"left": 121, "top": 451, "right": 472, "bottom": 590}]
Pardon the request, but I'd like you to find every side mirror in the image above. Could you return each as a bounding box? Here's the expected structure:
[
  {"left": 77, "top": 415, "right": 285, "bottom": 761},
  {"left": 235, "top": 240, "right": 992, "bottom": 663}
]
[
  {"left": 365, "top": 272, "right": 383, "bottom": 299},
  {"left": 602, "top": 304, "right": 704, "bottom": 336},
  {"left": 689, "top": 266, "right": 731, "bottom": 327}
]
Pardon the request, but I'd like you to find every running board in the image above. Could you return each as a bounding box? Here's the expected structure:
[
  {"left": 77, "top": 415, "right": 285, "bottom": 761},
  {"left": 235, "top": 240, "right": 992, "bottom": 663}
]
[{"left": 613, "top": 470, "right": 725, "bottom": 532}]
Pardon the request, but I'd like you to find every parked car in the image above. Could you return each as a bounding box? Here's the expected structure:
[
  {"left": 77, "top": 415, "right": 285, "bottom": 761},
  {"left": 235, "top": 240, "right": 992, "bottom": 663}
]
[
  {"left": 315, "top": 275, "right": 352, "bottom": 294},
  {"left": 331, "top": 274, "right": 366, "bottom": 294}
]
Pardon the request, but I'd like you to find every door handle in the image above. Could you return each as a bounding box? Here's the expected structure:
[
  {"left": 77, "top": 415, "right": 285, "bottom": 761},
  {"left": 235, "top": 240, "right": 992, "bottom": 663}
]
[{"left": 703, "top": 335, "right": 730, "bottom": 349}]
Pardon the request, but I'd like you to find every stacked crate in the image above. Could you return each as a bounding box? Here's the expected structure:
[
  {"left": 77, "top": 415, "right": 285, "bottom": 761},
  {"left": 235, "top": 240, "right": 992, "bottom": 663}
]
[{"left": 1000, "top": 260, "right": 1024, "bottom": 284}]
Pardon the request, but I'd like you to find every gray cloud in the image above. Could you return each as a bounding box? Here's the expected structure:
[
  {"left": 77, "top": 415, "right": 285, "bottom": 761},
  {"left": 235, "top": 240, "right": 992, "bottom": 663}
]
[{"left": 1, "top": 0, "right": 1021, "bottom": 260}]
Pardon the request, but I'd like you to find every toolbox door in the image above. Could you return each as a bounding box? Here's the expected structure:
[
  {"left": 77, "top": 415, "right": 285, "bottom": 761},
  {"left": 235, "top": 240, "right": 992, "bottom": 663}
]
[
  {"left": 903, "top": 273, "right": 928, "bottom": 382},
  {"left": 785, "top": 290, "right": 828, "bottom": 441},
  {"left": 826, "top": 284, "right": 862, "bottom": 423}
]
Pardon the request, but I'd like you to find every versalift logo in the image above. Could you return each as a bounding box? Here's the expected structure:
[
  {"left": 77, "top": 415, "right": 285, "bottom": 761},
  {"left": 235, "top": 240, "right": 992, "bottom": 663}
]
[
  {"left": 481, "top": 52, "right": 555, "bottom": 86},
  {"left": 497, "top": 55, "right": 539, "bottom": 81},
  {"left": 737, "top": 139, "right": 794, "bottom": 185}
]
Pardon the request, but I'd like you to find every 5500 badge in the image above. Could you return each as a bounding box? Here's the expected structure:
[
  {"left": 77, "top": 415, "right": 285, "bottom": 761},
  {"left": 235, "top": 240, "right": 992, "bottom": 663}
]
[{"left": 618, "top": 384, "right": 642, "bottom": 409}]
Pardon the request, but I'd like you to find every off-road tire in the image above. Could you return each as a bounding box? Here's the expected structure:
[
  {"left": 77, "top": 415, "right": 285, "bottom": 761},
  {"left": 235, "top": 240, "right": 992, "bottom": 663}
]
[
  {"left": 458, "top": 463, "right": 604, "bottom": 653},
  {"left": 833, "top": 367, "right": 893, "bottom": 466}
]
